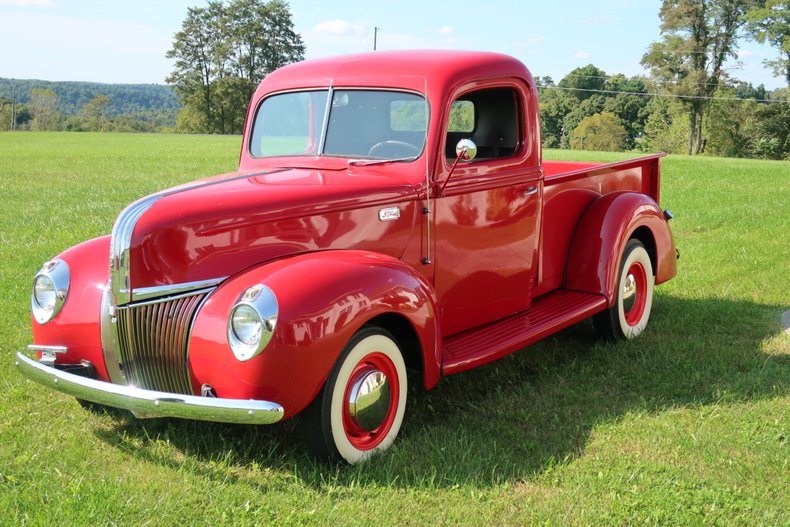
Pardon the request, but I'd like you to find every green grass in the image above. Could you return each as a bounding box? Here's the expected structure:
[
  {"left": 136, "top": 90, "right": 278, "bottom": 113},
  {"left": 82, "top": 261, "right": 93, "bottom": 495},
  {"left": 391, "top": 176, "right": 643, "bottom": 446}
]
[{"left": 1, "top": 133, "right": 788, "bottom": 526}]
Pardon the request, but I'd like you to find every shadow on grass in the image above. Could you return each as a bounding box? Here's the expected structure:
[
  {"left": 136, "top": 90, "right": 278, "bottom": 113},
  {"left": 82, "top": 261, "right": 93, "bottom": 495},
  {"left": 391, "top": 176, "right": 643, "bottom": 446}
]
[{"left": 93, "top": 295, "right": 788, "bottom": 489}]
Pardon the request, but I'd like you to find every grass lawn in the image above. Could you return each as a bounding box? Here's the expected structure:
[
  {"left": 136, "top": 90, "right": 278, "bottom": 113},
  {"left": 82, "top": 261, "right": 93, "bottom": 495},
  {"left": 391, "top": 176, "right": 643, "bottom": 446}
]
[{"left": 1, "top": 132, "right": 787, "bottom": 526}]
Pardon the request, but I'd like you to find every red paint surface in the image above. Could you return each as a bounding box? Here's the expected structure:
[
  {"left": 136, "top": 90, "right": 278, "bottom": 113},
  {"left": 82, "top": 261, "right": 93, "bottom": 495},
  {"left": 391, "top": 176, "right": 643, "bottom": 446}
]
[
  {"left": 187, "top": 251, "right": 438, "bottom": 417},
  {"left": 31, "top": 236, "right": 111, "bottom": 381}
]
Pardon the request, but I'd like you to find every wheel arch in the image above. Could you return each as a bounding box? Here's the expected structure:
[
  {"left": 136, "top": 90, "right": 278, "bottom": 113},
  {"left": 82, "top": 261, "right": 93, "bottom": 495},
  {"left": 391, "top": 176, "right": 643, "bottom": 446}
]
[
  {"left": 565, "top": 191, "right": 676, "bottom": 307},
  {"left": 188, "top": 249, "right": 441, "bottom": 420},
  {"left": 361, "top": 312, "right": 425, "bottom": 385}
]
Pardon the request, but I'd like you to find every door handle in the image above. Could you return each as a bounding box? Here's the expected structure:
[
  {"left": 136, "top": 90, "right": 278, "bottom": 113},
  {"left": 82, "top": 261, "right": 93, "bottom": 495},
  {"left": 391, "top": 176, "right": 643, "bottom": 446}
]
[{"left": 522, "top": 185, "right": 538, "bottom": 196}]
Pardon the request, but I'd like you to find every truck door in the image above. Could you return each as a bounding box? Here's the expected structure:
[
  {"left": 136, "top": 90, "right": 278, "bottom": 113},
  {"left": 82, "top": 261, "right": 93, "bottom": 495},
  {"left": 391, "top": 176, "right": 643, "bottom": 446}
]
[{"left": 433, "top": 85, "right": 542, "bottom": 336}]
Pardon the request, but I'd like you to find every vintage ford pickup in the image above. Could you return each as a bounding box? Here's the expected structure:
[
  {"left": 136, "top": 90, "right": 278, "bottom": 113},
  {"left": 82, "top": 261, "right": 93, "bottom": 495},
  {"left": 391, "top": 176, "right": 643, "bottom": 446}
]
[{"left": 17, "top": 50, "right": 677, "bottom": 463}]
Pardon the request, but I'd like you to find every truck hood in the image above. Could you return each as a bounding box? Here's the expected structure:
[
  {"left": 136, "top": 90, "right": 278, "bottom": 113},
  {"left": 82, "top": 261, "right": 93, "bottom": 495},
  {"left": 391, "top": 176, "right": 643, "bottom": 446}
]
[{"left": 114, "top": 167, "right": 419, "bottom": 298}]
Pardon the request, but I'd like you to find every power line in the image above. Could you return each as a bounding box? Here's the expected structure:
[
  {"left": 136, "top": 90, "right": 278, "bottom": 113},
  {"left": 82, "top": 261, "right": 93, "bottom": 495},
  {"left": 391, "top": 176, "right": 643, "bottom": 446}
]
[
  {"left": 553, "top": 73, "right": 772, "bottom": 89},
  {"left": 538, "top": 85, "right": 787, "bottom": 104}
]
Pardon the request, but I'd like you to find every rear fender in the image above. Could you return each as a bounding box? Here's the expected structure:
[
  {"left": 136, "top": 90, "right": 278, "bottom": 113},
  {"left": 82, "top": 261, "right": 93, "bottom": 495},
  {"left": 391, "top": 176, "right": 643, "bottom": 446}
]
[
  {"left": 565, "top": 192, "right": 677, "bottom": 306},
  {"left": 188, "top": 250, "right": 440, "bottom": 419}
]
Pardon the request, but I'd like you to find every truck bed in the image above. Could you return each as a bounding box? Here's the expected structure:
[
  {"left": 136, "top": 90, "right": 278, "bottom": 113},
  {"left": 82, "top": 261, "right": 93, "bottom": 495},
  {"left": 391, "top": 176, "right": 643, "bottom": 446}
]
[{"left": 534, "top": 153, "right": 665, "bottom": 297}]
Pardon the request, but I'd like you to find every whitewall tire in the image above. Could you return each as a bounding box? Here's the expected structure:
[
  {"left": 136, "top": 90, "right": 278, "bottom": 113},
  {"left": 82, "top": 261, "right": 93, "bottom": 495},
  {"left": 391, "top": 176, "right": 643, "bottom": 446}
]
[
  {"left": 594, "top": 239, "right": 654, "bottom": 340},
  {"left": 302, "top": 327, "right": 407, "bottom": 463}
]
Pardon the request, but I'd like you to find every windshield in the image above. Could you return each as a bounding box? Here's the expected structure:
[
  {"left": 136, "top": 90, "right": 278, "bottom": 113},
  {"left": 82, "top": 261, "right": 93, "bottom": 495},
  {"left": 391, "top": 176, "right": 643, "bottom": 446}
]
[{"left": 249, "top": 89, "right": 427, "bottom": 160}]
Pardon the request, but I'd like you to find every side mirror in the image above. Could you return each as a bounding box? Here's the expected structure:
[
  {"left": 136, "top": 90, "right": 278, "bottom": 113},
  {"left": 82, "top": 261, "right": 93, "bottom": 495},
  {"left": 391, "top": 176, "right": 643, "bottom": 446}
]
[
  {"left": 455, "top": 139, "right": 477, "bottom": 161},
  {"left": 439, "top": 139, "right": 477, "bottom": 196}
]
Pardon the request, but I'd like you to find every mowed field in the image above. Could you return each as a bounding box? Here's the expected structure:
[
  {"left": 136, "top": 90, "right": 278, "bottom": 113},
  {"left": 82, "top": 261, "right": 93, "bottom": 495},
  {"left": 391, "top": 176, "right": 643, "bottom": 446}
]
[{"left": 0, "top": 132, "right": 787, "bottom": 526}]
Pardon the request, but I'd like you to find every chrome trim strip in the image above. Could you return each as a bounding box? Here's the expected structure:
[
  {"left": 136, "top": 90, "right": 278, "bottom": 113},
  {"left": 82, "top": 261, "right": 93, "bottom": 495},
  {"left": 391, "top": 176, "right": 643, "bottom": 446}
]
[
  {"left": 15, "top": 352, "right": 285, "bottom": 425},
  {"left": 132, "top": 277, "right": 227, "bottom": 302},
  {"left": 124, "top": 287, "right": 215, "bottom": 308},
  {"left": 317, "top": 85, "right": 334, "bottom": 155},
  {"left": 110, "top": 195, "right": 161, "bottom": 305},
  {"left": 27, "top": 344, "right": 68, "bottom": 367},
  {"left": 27, "top": 345, "right": 67, "bottom": 354},
  {"left": 100, "top": 283, "right": 126, "bottom": 385}
]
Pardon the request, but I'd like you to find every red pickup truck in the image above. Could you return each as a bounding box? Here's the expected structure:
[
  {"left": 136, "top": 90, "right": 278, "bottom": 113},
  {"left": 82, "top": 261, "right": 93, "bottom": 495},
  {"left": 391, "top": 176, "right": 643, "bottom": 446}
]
[{"left": 18, "top": 50, "right": 677, "bottom": 463}]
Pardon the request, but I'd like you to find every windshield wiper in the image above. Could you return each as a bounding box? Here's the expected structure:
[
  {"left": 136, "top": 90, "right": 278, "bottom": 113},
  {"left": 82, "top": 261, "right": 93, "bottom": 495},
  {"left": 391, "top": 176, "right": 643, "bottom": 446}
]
[{"left": 348, "top": 156, "right": 418, "bottom": 167}]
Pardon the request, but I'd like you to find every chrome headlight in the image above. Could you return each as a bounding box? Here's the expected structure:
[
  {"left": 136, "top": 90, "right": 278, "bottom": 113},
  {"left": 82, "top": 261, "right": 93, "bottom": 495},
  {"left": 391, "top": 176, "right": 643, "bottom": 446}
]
[
  {"left": 31, "top": 259, "right": 70, "bottom": 324},
  {"left": 227, "top": 284, "right": 278, "bottom": 361}
]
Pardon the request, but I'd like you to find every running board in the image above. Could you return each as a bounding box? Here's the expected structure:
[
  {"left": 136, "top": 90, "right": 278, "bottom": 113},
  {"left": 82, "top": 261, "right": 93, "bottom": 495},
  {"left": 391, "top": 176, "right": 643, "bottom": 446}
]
[{"left": 442, "top": 290, "right": 607, "bottom": 375}]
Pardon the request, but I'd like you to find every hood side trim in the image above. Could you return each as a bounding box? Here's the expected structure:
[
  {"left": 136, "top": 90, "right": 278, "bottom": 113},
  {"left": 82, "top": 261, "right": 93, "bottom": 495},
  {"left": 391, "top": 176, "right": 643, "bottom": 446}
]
[{"left": 109, "top": 168, "right": 289, "bottom": 306}]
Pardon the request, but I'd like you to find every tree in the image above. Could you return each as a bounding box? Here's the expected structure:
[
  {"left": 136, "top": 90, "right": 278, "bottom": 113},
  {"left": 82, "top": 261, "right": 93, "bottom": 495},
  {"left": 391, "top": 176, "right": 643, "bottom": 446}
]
[
  {"left": 28, "top": 88, "right": 59, "bottom": 131},
  {"left": 744, "top": 1, "right": 790, "bottom": 86},
  {"left": 0, "top": 97, "right": 12, "bottom": 131},
  {"left": 538, "top": 88, "right": 575, "bottom": 148},
  {"left": 558, "top": 64, "right": 607, "bottom": 100},
  {"left": 562, "top": 94, "right": 607, "bottom": 147},
  {"left": 167, "top": 0, "right": 305, "bottom": 134},
  {"left": 80, "top": 95, "right": 110, "bottom": 131},
  {"left": 640, "top": 96, "right": 690, "bottom": 153},
  {"left": 570, "top": 112, "right": 628, "bottom": 151},
  {"left": 642, "top": 0, "right": 751, "bottom": 155}
]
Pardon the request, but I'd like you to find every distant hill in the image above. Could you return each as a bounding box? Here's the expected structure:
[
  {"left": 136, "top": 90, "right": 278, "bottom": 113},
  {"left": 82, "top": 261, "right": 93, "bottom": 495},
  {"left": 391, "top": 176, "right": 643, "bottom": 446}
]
[{"left": 0, "top": 78, "right": 181, "bottom": 116}]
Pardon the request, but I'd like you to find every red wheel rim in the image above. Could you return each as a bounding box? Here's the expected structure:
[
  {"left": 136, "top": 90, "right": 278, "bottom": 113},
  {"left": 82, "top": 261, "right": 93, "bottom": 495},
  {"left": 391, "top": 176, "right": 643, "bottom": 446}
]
[
  {"left": 341, "top": 352, "right": 399, "bottom": 451},
  {"left": 623, "top": 261, "right": 647, "bottom": 326}
]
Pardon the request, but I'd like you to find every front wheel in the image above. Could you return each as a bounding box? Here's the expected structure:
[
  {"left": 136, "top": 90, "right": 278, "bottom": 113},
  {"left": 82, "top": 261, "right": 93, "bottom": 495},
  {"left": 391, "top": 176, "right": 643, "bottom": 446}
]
[
  {"left": 301, "top": 327, "right": 407, "bottom": 463},
  {"left": 594, "top": 239, "right": 654, "bottom": 340}
]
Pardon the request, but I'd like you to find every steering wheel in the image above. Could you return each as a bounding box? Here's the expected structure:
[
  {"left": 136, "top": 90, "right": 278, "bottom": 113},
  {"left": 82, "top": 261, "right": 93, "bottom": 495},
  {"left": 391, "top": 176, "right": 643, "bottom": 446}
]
[{"left": 367, "top": 140, "right": 420, "bottom": 158}]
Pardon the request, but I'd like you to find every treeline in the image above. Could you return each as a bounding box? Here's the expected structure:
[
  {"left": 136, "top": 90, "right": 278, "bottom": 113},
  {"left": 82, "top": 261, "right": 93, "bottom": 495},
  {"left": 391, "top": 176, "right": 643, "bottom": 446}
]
[
  {"left": 0, "top": 78, "right": 179, "bottom": 116},
  {"left": 538, "top": 66, "right": 790, "bottom": 160},
  {"left": 0, "top": 80, "right": 180, "bottom": 132}
]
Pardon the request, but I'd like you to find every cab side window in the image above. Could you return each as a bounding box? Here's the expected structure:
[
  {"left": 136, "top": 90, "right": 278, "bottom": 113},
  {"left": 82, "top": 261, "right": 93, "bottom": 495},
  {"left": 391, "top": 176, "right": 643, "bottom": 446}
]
[{"left": 446, "top": 87, "right": 520, "bottom": 160}]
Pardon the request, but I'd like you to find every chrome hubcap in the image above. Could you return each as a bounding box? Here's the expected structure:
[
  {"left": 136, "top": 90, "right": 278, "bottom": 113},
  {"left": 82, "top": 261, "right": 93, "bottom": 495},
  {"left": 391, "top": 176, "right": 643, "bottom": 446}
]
[
  {"left": 623, "top": 273, "right": 637, "bottom": 313},
  {"left": 347, "top": 370, "right": 390, "bottom": 432}
]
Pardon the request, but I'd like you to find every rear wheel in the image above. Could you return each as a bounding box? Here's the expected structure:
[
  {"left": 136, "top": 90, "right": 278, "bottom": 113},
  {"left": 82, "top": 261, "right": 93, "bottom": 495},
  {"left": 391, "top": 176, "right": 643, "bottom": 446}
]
[
  {"left": 594, "top": 239, "right": 654, "bottom": 340},
  {"left": 301, "top": 327, "right": 407, "bottom": 463}
]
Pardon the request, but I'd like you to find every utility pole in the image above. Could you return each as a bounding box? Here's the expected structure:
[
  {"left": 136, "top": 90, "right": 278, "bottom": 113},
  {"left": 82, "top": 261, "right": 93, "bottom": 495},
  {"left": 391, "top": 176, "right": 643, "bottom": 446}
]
[{"left": 373, "top": 27, "right": 379, "bottom": 51}]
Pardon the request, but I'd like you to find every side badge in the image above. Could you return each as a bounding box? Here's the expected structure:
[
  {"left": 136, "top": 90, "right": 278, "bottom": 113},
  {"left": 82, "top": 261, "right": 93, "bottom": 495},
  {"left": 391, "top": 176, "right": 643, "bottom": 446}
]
[{"left": 378, "top": 207, "right": 400, "bottom": 222}]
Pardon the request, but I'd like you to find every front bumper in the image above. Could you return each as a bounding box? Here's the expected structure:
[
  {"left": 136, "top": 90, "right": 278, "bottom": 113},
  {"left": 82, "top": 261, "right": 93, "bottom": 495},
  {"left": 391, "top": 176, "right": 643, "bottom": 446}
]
[{"left": 15, "top": 351, "right": 285, "bottom": 425}]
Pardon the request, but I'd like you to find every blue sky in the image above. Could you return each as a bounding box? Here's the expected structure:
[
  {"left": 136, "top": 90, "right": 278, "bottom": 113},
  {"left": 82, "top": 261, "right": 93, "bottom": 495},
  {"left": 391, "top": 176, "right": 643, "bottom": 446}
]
[{"left": 0, "top": 0, "right": 783, "bottom": 89}]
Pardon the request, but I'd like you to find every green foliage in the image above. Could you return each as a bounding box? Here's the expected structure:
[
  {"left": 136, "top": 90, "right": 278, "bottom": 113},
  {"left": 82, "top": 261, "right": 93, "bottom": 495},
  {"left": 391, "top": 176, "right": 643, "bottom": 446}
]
[
  {"left": 538, "top": 88, "right": 575, "bottom": 148},
  {"left": 448, "top": 100, "right": 474, "bottom": 132},
  {"left": 167, "top": 0, "right": 305, "bottom": 135},
  {"left": 640, "top": 96, "right": 690, "bottom": 154},
  {"left": 80, "top": 95, "right": 111, "bottom": 132},
  {"left": 642, "top": 0, "right": 751, "bottom": 154},
  {"left": 558, "top": 64, "right": 607, "bottom": 100},
  {"left": 570, "top": 112, "right": 628, "bottom": 151},
  {"left": 744, "top": 0, "right": 790, "bottom": 86},
  {"left": 0, "top": 133, "right": 788, "bottom": 525},
  {"left": 540, "top": 67, "right": 651, "bottom": 149},
  {"left": 562, "top": 95, "right": 607, "bottom": 148},
  {"left": 0, "top": 78, "right": 180, "bottom": 116},
  {"left": 28, "top": 88, "right": 59, "bottom": 131},
  {"left": 707, "top": 87, "right": 790, "bottom": 159}
]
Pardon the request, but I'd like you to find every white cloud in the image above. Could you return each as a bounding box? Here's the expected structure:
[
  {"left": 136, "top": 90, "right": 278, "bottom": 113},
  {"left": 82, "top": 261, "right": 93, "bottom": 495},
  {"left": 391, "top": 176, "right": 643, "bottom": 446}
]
[
  {"left": 438, "top": 25, "right": 454, "bottom": 35},
  {"left": 0, "top": 0, "right": 54, "bottom": 6},
  {"left": 737, "top": 50, "right": 755, "bottom": 58},
  {"left": 527, "top": 35, "right": 544, "bottom": 44},
  {"left": 314, "top": 19, "right": 368, "bottom": 37},
  {"left": 575, "top": 50, "right": 591, "bottom": 59}
]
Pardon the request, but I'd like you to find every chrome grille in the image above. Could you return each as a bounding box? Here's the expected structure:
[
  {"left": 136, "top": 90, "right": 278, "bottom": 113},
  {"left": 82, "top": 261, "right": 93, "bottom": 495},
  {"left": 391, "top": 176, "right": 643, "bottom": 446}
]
[{"left": 114, "top": 291, "right": 208, "bottom": 394}]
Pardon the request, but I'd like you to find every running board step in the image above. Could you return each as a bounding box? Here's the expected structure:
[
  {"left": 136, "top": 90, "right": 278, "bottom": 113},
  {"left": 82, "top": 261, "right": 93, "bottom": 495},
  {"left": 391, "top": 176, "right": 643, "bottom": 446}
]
[{"left": 442, "top": 290, "right": 607, "bottom": 375}]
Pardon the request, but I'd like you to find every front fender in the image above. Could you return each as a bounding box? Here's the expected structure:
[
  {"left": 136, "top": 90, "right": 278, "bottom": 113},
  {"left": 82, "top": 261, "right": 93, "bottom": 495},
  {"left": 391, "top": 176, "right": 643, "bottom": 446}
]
[
  {"left": 30, "top": 236, "right": 111, "bottom": 379},
  {"left": 565, "top": 192, "right": 677, "bottom": 306},
  {"left": 187, "top": 250, "right": 439, "bottom": 419}
]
